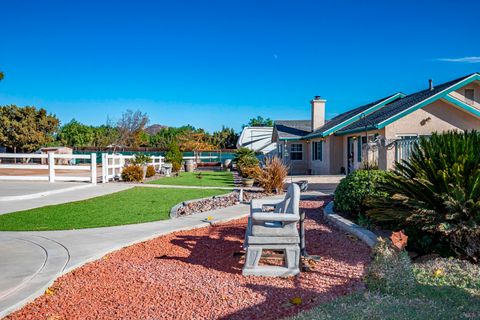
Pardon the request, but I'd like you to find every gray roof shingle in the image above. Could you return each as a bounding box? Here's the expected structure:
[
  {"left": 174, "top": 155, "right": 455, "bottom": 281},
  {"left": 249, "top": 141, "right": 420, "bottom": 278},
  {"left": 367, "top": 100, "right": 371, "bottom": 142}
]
[
  {"left": 274, "top": 120, "right": 311, "bottom": 139},
  {"left": 302, "top": 93, "right": 401, "bottom": 139},
  {"left": 337, "top": 74, "right": 474, "bottom": 133}
]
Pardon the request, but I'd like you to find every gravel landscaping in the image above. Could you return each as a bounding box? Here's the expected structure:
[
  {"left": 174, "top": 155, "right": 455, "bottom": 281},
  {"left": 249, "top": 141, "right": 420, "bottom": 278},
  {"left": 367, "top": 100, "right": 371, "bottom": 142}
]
[
  {"left": 6, "top": 198, "right": 371, "bottom": 320},
  {"left": 176, "top": 190, "right": 271, "bottom": 217}
]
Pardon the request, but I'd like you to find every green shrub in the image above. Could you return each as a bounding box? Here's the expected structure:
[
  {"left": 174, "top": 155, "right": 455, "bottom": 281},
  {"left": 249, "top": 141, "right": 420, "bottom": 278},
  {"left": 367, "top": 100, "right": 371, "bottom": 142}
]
[
  {"left": 121, "top": 165, "right": 144, "bottom": 182},
  {"left": 165, "top": 142, "right": 183, "bottom": 172},
  {"left": 234, "top": 147, "right": 259, "bottom": 178},
  {"left": 146, "top": 165, "right": 156, "bottom": 178},
  {"left": 334, "top": 169, "right": 390, "bottom": 216},
  {"left": 366, "top": 131, "right": 480, "bottom": 262},
  {"left": 365, "top": 239, "right": 415, "bottom": 294}
]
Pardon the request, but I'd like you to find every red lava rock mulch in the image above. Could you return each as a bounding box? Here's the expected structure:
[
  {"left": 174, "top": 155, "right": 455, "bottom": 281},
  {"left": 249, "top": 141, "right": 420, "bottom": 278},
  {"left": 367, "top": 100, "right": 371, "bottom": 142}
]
[{"left": 7, "top": 198, "right": 371, "bottom": 320}]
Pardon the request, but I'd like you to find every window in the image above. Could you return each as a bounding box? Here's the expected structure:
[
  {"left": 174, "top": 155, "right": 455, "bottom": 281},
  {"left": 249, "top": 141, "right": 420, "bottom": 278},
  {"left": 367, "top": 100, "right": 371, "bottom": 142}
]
[
  {"left": 360, "top": 134, "right": 378, "bottom": 162},
  {"left": 290, "top": 143, "right": 303, "bottom": 160},
  {"left": 465, "top": 89, "right": 475, "bottom": 105},
  {"left": 278, "top": 144, "right": 283, "bottom": 158},
  {"left": 312, "top": 141, "right": 322, "bottom": 161}
]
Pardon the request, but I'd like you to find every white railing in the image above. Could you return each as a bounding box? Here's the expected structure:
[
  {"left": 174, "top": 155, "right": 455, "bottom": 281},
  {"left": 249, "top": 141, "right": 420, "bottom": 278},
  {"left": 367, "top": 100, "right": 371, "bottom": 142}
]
[
  {"left": 0, "top": 153, "right": 97, "bottom": 183},
  {"left": 0, "top": 152, "right": 220, "bottom": 184},
  {"left": 101, "top": 153, "right": 164, "bottom": 183}
]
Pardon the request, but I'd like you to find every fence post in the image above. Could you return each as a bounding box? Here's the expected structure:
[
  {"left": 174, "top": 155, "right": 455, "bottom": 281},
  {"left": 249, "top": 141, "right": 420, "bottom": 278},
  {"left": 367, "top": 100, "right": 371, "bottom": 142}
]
[
  {"left": 48, "top": 152, "right": 55, "bottom": 183},
  {"left": 119, "top": 155, "right": 125, "bottom": 178},
  {"left": 90, "top": 153, "right": 97, "bottom": 184},
  {"left": 101, "top": 153, "right": 107, "bottom": 183}
]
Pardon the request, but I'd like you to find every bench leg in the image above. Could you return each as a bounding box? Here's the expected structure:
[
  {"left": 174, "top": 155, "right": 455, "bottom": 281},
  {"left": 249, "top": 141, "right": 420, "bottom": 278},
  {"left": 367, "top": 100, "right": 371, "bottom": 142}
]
[
  {"left": 285, "top": 246, "right": 300, "bottom": 270},
  {"left": 244, "top": 246, "right": 262, "bottom": 269}
]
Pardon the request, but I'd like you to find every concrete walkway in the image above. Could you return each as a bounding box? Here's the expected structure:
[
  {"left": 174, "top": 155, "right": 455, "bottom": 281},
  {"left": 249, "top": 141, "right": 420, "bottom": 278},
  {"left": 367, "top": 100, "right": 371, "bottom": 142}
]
[
  {"left": 0, "top": 201, "right": 259, "bottom": 318},
  {"left": 0, "top": 184, "right": 131, "bottom": 215}
]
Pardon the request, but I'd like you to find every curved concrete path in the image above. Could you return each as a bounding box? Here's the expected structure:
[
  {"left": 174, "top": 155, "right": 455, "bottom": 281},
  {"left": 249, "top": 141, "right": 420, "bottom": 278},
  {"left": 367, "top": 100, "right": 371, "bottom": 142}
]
[{"left": 0, "top": 201, "right": 258, "bottom": 318}]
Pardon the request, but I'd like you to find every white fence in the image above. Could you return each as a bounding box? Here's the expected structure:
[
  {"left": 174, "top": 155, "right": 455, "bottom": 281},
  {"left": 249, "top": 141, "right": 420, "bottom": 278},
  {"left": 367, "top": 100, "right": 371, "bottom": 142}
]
[
  {"left": 101, "top": 153, "right": 164, "bottom": 183},
  {"left": 0, "top": 153, "right": 97, "bottom": 183},
  {"left": 0, "top": 152, "right": 221, "bottom": 184}
]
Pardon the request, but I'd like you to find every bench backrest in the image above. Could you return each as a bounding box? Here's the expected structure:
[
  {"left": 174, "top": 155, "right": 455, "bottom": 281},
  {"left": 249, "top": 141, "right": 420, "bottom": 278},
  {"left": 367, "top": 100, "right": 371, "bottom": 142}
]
[{"left": 276, "top": 183, "right": 300, "bottom": 216}]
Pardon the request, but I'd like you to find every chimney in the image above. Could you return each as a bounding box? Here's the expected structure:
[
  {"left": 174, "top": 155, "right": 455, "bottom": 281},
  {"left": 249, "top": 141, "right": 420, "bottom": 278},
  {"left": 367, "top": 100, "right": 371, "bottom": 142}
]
[
  {"left": 429, "top": 79, "right": 434, "bottom": 91},
  {"left": 311, "top": 96, "right": 326, "bottom": 131}
]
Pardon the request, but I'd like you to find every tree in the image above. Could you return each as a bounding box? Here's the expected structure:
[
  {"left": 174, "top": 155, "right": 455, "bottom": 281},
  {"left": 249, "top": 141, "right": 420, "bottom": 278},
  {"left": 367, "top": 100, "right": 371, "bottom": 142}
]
[
  {"left": 0, "top": 71, "right": 4, "bottom": 81},
  {"left": 149, "top": 126, "right": 193, "bottom": 149},
  {"left": 91, "top": 124, "right": 119, "bottom": 147},
  {"left": 57, "top": 119, "right": 94, "bottom": 147},
  {"left": 212, "top": 126, "right": 238, "bottom": 149},
  {"left": 116, "top": 109, "right": 149, "bottom": 147},
  {"left": 177, "top": 131, "right": 216, "bottom": 151},
  {"left": 165, "top": 142, "right": 183, "bottom": 172},
  {"left": 0, "top": 105, "right": 59, "bottom": 152},
  {"left": 245, "top": 116, "right": 274, "bottom": 127}
]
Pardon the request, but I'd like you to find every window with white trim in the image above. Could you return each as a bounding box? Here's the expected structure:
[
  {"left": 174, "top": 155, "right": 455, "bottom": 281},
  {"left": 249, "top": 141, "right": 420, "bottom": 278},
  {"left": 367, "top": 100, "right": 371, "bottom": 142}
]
[
  {"left": 290, "top": 143, "right": 303, "bottom": 160},
  {"left": 312, "top": 141, "right": 322, "bottom": 161}
]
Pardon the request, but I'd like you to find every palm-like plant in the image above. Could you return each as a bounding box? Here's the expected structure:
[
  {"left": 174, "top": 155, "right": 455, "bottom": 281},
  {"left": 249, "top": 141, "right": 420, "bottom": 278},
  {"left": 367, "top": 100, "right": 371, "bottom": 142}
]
[{"left": 367, "top": 131, "right": 480, "bottom": 262}]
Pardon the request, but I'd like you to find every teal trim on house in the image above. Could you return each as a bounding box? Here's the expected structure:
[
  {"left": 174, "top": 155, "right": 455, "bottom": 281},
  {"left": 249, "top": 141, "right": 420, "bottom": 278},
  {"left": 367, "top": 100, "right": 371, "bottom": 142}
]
[
  {"left": 336, "top": 125, "right": 378, "bottom": 136},
  {"left": 279, "top": 137, "right": 301, "bottom": 141},
  {"left": 302, "top": 92, "right": 405, "bottom": 140},
  {"left": 442, "top": 94, "right": 480, "bottom": 117},
  {"left": 376, "top": 74, "right": 480, "bottom": 129}
]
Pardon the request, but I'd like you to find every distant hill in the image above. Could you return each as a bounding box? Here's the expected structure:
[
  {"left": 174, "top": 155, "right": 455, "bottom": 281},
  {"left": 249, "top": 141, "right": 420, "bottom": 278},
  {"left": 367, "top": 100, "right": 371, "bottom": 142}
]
[{"left": 145, "top": 124, "right": 168, "bottom": 135}]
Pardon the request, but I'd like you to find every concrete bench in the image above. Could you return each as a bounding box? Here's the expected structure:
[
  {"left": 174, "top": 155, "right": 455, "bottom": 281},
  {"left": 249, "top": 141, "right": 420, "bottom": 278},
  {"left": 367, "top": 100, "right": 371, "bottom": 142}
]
[{"left": 242, "top": 183, "right": 301, "bottom": 276}]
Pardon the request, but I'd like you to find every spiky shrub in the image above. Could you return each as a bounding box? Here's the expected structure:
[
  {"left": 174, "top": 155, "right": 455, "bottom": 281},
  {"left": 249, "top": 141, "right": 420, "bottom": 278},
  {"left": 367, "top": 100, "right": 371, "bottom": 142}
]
[
  {"left": 253, "top": 156, "right": 288, "bottom": 194},
  {"left": 131, "top": 153, "right": 152, "bottom": 166},
  {"left": 365, "top": 238, "right": 415, "bottom": 294},
  {"left": 121, "top": 164, "right": 144, "bottom": 182},
  {"left": 234, "top": 147, "right": 259, "bottom": 178},
  {"left": 146, "top": 165, "right": 156, "bottom": 178},
  {"left": 165, "top": 142, "right": 183, "bottom": 172},
  {"left": 366, "top": 131, "right": 480, "bottom": 262},
  {"left": 334, "top": 170, "right": 390, "bottom": 216}
]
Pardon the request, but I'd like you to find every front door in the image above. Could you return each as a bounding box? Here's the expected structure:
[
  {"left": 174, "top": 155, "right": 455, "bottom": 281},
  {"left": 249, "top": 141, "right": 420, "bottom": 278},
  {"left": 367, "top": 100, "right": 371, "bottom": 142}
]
[{"left": 347, "top": 137, "right": 355, "bottom": 174}]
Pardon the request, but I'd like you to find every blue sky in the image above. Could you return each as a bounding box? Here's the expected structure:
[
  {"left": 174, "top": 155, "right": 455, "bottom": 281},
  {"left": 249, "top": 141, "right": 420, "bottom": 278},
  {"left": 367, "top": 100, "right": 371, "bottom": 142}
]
[{"left": 1, "top": 0, "right": 479, "bottom": 133}]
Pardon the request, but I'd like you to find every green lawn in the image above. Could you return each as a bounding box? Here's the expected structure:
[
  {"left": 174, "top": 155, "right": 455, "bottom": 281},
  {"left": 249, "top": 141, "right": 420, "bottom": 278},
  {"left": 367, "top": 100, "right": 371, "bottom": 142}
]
[
  {"left": 148, "top": 171, "right": 234, "bottom": 187},
  {"left": 291, "top": 259, "right": 480, "bottom": 320},
  {"left": 0, "top": 187, "right": 228, "bottom": 231}
]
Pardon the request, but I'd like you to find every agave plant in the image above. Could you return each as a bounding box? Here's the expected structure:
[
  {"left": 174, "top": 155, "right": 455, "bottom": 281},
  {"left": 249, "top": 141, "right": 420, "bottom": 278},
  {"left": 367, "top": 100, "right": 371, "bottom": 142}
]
[{"left": 366, "top": 131, "right": 480, "bottom": 262}]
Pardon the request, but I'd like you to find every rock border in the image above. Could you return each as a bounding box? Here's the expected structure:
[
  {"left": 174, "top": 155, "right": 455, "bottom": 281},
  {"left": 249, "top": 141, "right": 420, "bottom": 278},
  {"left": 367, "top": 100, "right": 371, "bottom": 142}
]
[
  {"left": 169, "top": 191, "right": 237, "bottom": 218},
  {"left": 323, "top": 201, "right": 378, "bottom": 248}
]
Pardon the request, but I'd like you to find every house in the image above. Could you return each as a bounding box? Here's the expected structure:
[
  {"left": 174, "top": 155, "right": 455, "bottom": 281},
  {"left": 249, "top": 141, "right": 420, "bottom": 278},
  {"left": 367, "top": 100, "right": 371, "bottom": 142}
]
[
  {"left": 272, "top": 72, "right": 480, "bottom": 175},
  {"left": 237, "top": 126, "right": 277, "bottom": 154}
]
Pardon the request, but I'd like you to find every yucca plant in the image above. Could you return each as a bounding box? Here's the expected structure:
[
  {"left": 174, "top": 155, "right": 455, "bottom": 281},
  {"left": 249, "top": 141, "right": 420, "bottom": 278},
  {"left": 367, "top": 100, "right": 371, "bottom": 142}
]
[{"left": 366, "top": 131, "right": 480, "bottom": 262}]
